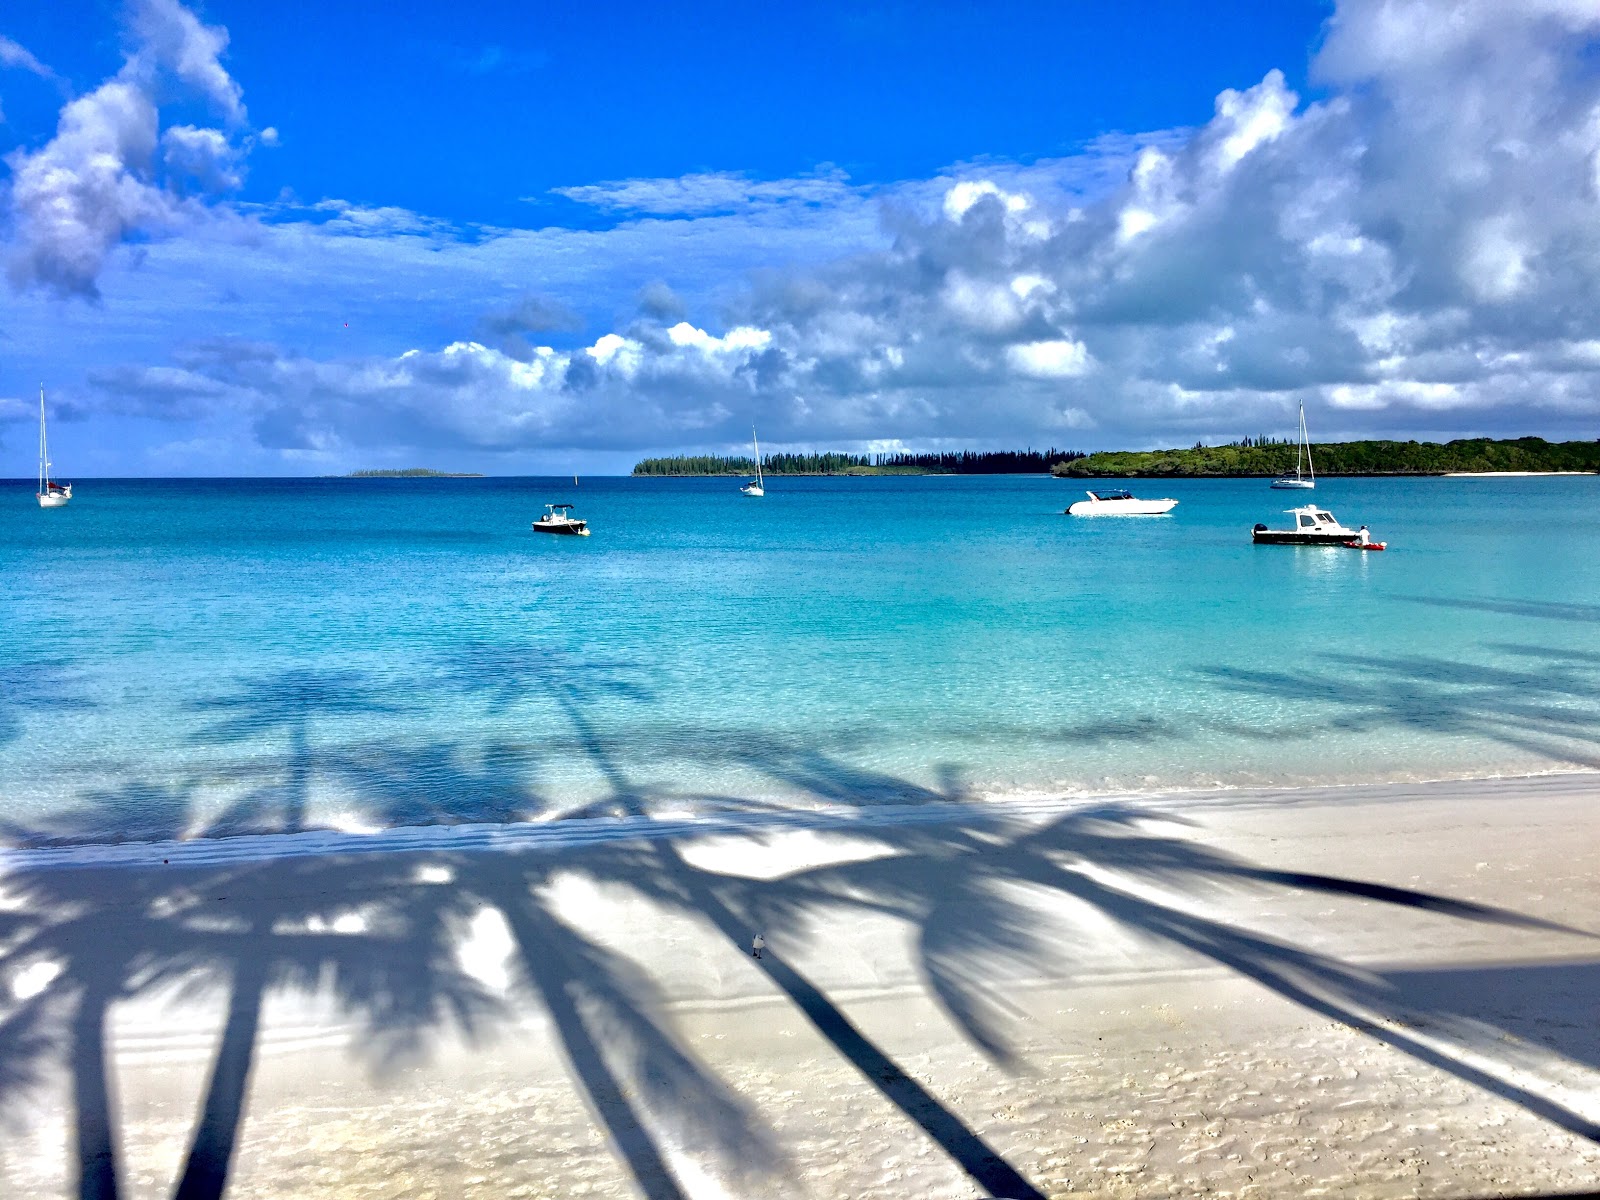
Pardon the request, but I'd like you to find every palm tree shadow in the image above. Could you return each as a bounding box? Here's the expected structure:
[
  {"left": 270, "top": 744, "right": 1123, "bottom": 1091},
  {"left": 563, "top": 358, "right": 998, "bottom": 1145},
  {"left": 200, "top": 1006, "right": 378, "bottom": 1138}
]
[
  {"left": 769, "top": 802, "right": 1600, "bottom": 1145},
  {"left": 1198, "top": 639, "right": 1600, "bottom": 771},
  {"left": 0, "top": 778, "right": 504, "bottom": 1200},
  {"left": 440, "top": 639, "right": 1049, "bottom": 1200},
  {"left": 0, "top": 659, "right": 94, "bottom": 749}
]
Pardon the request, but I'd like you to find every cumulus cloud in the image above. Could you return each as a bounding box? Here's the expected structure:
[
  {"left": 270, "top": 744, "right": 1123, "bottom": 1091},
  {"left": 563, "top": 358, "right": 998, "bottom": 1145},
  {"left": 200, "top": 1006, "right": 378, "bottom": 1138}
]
[
  {"left": 3, "top": 0, "right": 253, "bottom": 298},
  {"left": 27, "top": 0, "right": 1600, "bottom": 463}
]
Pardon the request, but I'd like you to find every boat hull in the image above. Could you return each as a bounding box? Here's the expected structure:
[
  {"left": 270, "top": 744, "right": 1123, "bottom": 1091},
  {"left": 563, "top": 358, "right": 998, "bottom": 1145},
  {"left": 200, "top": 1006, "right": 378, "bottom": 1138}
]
[
  {"left": 740, "top": 485, "right": 765, "bottom": 497},
  {"left": 37, "top": 491, "right": 69, "bottom": 508},
  {"left": 1067, "top": 498, "right": 1177, "bottom": 516},
  {"left": 1269, "top": 479, "right": 1315, "bottom": 490},
  {"left": 1251, "top": 529, "right": 1354, "bottom": 545},
  {"left": 533, "top": 520, "right": 589, "bottom": 536}
]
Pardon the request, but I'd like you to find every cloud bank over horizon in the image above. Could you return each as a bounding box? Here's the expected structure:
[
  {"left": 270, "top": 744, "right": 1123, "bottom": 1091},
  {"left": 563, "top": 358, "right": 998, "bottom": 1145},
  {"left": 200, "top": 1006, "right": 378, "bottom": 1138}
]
[{"left": 2, "top": 0, "right": 1598, "bottom": 473}]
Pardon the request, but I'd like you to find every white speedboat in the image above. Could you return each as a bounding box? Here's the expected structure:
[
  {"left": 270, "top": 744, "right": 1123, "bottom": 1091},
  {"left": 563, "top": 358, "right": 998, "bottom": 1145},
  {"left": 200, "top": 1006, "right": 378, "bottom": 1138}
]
[
  {"left": 36, "top": 385, "right": 71, "bottom": 508},
  {"left": 1251, "top": 505, "right": 1358, "bottom": 545},
  {"left": 532, "top": 503, "right": 589, "bottom": 536},
  {"left": 1066, "top": 489, "right": 1178, "bottom": 516},
  {"left": 1270, "top": 402, "right": 1316, "bottom": 489},
  {"left": 740, "top": 426, "right": 765, "bottom": 496}
]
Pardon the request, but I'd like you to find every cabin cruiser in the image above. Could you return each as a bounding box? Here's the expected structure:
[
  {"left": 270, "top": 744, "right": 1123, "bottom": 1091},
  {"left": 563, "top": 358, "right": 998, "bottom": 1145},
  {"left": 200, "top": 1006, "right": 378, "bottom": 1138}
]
[
  {"left": 1251, "top": 505, "right": 1359, "bottom": 545},
  {"left": 1066, "top": 489, "right": 1178, "bottom": 516},
  {"left": 532, "top": 503, "right": 590, "bottom": 536}
]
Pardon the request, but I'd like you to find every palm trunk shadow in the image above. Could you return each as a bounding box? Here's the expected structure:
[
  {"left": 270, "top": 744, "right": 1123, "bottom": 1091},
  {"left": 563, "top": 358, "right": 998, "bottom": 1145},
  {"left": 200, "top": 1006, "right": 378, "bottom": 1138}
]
[
  {"left": 561, "top": 696, "right": 1045, "bottom": 1199},
  {"left": 629, "top": 826, "right": 1045, "bottom": 1199},
  {"left": 71, "top": 976, "right": 121, "bottom": 1200},
  {"left": 496, "top": 897, "right": 690, "bottom": 1200},
  {"left": 1057, "top": 863, "right": 1600, "bottom": 1145},
  {"left": 171, "top": 952, "right": 270, "bottom": 1200}
]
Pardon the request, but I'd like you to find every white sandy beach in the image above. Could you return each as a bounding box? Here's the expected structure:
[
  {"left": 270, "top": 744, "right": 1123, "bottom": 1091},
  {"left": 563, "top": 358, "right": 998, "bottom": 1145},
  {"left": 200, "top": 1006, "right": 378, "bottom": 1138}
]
[{"left": 2, "top": 773, "right": 1598, "bottom": 1199}]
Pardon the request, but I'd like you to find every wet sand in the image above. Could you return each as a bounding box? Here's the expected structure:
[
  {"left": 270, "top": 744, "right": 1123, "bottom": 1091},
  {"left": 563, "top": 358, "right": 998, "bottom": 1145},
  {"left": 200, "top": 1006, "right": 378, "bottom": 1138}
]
[{"left": 2, "top": 773, "right": 1597, "bottom": 1198}]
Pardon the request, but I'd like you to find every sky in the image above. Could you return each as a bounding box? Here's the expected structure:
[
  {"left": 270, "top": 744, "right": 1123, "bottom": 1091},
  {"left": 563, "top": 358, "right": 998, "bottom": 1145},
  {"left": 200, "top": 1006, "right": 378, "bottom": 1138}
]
[{"left": 1, "top": 0, "right": 1598, "bottom": 476}]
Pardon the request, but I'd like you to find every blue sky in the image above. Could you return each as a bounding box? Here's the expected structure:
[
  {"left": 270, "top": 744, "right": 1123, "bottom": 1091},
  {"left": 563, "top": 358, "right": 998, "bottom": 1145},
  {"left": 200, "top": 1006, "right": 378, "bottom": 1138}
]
[{"left": 2, "top": 0, "right": 1598, "bottom": 475}]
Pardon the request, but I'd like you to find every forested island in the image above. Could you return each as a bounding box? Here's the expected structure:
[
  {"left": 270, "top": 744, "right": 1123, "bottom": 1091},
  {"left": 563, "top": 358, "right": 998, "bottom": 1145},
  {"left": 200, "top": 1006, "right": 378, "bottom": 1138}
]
[
  {"left": 633, "top": 449, "right": 1084, "bottom": 476},
  {"left": 344, "top": 468, "right": 485, "bottom": 478},
  {"left": 1051, "top": 437, "right": 1600, "bottom": 478}
]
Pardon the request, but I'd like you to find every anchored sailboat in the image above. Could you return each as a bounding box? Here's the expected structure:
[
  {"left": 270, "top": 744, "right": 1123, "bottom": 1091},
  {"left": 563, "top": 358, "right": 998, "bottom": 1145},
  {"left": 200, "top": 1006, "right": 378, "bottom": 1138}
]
[
  {"left": 740, "top": 427, "right": 765, "bottom": 496},
  {"left": 1270, "top": 402, "right": 1316, "bottom": 490},
  {"left": 36, "top": 385, "right": 71, "bottom": 508}
]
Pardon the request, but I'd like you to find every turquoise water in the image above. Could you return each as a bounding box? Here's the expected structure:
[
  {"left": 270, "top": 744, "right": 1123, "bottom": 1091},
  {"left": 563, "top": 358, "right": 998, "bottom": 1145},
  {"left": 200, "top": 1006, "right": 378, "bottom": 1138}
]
[{"left": 4, "top": 474, "right": 1600, "bottom": 846}]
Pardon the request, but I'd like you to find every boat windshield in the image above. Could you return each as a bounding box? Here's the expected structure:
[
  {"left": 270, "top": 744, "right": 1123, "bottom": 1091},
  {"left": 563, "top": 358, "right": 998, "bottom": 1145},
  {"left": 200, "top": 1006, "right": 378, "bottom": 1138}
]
[
  {"left": 1316, "top": 512, "right": 1335, "bottom": 523},
  {"left": 1093, "top": 490, "right": 1134, "bottom": 501}
]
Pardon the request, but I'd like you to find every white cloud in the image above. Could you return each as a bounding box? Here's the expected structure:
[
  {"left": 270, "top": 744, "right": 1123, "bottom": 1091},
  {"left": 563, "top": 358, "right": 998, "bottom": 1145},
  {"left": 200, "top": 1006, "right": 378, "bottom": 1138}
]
[
  {"left": 10, "top": 0, "right": 1600, "bottom": 468},
  {"left": 3, "top": 0, "right": 254, "bottom": 298},
  {"left": 0, "top": 34, "right": 55, "bottom": 79},
  {"left": 552, "top": 169, "right": 853, "bottom": 216},
  {"left": 1007, "top": 340, "right": 1091, "bottom": 378}
]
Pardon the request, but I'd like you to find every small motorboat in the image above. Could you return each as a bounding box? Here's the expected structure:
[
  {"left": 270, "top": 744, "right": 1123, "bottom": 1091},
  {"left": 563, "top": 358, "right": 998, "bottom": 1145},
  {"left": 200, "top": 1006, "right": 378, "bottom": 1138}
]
[
  {"left": 1066, "top": 489, "right": 1178, "bottom": 516},
  {"left": 532, "top": 503, "right": 590, "bottom": 536},
  {"left": 1252, "top": 505, "right": 1361, "bottom": 545}
]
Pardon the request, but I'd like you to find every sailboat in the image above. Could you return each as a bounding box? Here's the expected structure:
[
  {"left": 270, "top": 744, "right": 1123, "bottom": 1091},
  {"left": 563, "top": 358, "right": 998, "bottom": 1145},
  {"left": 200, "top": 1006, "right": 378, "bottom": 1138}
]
[
  {"left": 740, "top": 427, "right": 765, "bottom": 496},
  {"left": 36, "top": 385, "right": 71, "bottom": 508},
  {"left": 1270, "top": 402, "right": 1316, "bottom": 490}
]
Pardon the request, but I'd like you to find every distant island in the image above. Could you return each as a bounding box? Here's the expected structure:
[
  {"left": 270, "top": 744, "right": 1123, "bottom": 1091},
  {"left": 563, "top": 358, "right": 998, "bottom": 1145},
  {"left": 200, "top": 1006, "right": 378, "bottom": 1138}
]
[
  {"left": 1051, "top": 436, "right": 1600, "bottom": 478},
  {"left": 344, "top": 468, "right": 484, "bottom": 478},
  {"left": 634, "top": 439, "right": 1600, "bottom": 478},
  {"left": 633, "top": 449, "right": 1084, "bottom": 476}
]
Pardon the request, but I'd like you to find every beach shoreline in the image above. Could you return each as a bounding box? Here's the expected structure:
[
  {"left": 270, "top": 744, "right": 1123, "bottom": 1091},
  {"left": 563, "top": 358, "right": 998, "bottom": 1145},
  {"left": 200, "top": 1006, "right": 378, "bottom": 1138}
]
[{"left": 3, "top": 772, "right": 1597, "bottom": 1198}]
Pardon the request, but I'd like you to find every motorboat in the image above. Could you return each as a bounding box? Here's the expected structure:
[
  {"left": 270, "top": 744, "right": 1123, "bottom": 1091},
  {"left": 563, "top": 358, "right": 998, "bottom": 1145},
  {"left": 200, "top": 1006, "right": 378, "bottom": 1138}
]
[
  {"left": 1270, "top": 401, "right": 1316, "bottom": 489},
  {"left": 532, "top": 503, "right": 589, "bottom": 536},
  {"left": 1252, "top": 505, "right": 1360, "bottom": 545},
  {"left": 36, "top": 385, "right": 71, "bottom": 508},
  {"left": 1066, "top": 489, "right": 1178, "bottom": 516},
  {"left": 740, "top": 426, "right": 765, "bottom": 496}
]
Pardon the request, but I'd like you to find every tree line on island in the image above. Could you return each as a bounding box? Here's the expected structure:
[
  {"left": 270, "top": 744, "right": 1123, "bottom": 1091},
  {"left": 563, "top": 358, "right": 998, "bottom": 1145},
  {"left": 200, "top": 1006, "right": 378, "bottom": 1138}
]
[
  {"left": 632, "top": 449, "right": 1085, "bottom": 475},
  {"left": 1051, "top": 436, "right": 1600, "bottom": 477},
  {"left": 633, "top": 437, "right": 1600, "bottom": 477}
]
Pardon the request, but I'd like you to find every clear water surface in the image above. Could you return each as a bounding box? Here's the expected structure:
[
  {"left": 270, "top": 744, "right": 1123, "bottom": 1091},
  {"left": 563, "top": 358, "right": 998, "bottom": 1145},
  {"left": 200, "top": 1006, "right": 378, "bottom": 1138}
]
[{"left": 4, "top": 474, "right": 1599, "bottom": 846}]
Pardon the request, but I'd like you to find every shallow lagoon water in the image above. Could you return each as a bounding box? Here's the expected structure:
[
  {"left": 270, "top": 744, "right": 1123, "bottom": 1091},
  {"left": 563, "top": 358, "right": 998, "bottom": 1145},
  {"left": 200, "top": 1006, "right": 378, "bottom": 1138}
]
[{"left": 4, "top": 474, "right": 1599, "bottom": 845}]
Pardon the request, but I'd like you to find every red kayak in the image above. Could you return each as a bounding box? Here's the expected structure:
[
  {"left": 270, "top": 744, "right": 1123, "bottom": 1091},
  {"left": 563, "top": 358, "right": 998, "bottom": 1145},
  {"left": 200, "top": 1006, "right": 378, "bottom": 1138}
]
[{"left": 1344, "top": 540, "right": 1387, "bottom": 551}]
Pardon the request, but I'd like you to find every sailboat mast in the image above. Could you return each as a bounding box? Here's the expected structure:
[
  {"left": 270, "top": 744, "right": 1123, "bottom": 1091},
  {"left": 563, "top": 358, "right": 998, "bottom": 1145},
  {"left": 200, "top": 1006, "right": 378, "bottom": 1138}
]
[
  {"left": 1301, "top": 403, "right": 1314, "bottom": 484},
  {"left": 753, "top": 426, "right": 762, "bottom": 486},
  {"left": 39, "top": 384, "right": 47, "bottom": 493}
]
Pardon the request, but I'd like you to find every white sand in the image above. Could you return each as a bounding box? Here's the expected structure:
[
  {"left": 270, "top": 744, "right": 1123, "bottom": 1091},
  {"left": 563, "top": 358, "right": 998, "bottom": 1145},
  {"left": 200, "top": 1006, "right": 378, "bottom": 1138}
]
[{"left": 2, "top": 774, "right": 1598, "bottom": 1198}]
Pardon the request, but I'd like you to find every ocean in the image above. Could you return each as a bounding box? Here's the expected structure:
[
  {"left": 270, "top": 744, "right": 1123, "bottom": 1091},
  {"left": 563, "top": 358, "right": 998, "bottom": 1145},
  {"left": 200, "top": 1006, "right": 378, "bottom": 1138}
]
[{"left": 4, "top": 474, "right": 1599, "bottom": 848}]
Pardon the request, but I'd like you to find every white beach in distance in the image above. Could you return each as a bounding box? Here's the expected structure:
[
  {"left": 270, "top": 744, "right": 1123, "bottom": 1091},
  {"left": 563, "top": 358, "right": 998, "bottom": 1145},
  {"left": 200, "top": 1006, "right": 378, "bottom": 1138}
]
[{"left": 4, "top": 773, "right": 1598, "bottom": 1198}]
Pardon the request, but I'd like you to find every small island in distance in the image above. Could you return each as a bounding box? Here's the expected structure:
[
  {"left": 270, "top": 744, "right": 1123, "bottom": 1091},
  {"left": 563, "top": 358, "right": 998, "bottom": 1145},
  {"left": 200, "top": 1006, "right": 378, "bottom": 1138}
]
[
  {"left": 633, "top": 437, "right": 1600, "bottom": 477},
  {"left": 344, "top": 468, "right": 485, "bottom": 478}
]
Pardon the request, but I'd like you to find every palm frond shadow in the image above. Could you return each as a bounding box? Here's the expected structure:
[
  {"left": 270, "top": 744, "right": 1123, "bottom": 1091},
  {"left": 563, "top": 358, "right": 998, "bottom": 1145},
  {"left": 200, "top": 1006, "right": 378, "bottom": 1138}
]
[
  {"left": 8, "top": 636, "right": 1599, "bottom": 1200},
  {"left": 1199, "top": 640, "right": 1600, "bottom": 770},
  {"left": 438, "top": 640, "right": 1047, "bottom": 1200},
  {"left": 0, "top": 660, "right": 94, "bottom": 749},
  {"left": 763, "top": 803, "right": 1600, "bottom": 1145}
]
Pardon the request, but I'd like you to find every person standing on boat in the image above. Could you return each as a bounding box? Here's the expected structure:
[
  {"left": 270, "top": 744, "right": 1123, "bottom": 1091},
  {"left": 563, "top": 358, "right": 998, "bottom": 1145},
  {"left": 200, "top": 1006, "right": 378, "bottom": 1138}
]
[
  {"left": 751, "top": 932, "right": 765, "bottom": 959},
  {"left": 1357, "top": 525, "right": 1371, "bottom": 545}
]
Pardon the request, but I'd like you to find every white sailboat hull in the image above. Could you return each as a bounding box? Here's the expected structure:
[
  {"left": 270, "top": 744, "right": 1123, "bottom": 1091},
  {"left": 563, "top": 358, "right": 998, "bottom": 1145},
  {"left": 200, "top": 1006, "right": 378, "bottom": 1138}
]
[
  {"left": 741, "top": 426, "right": 765, "bottom": 496},
  {"left": 37, "top": 490, "right": 70, "bottom": 508},
  {"left": 1269, "top": 478, "right": 1315, "bottom": 490}
]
